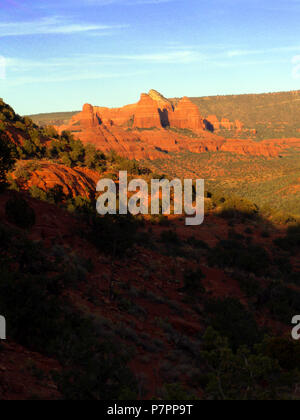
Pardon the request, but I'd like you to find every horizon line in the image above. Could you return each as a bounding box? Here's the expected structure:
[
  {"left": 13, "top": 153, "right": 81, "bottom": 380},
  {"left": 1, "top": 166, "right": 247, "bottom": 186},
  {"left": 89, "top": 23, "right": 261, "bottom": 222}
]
[{"left": 22, "top": 87, "right": 300, "bottom": 116}]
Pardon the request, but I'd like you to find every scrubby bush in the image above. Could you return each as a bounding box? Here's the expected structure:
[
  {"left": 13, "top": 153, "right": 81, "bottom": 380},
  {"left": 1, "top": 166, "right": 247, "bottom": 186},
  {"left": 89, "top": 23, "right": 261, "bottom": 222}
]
[
  {"left": 205, "top": 298, "right": 261, "bottom": 349},
  {"left": 160, "top": 230, "right": 180, "bottom": 245},
  {"left": 261, "top": 337, "right": 300, "bottom": 371},
  {"left": 218, "top": 196, "right": 259, "bottom": 220},
  {"left": 186, "top": 236, "right": 209, "bottom": 250},
  {"left": 47, "top": 184, "right": 67, "bottom": 204},
  {"left": 201, "top": 328, "right": 284, "bottom": 400},
  {"left": 0, "top": 135, "right": 15, "bottom": 190},
  {"left": 5, "top": 196, "right": 36, "bottom": 229},
  {"left": 88, "top": 214, "right": 139, "bottom": 257},
  {"left": 183, "top": 269, "right": 205, "bottom": 293},
  {"left": 0, "top": 222, "right": 137, "bottom": 399},
  {"left": 274, "top": 224, "right": 300, "bottom": 252},
  {"left": 261, "top": 284, "right": 300, "bottom": 324},
  {"left": 209, "top": 239, "right": 270, "bottom": 275},
  {"left": 29, "top": 186, "right": 47, "bottom": 201}
]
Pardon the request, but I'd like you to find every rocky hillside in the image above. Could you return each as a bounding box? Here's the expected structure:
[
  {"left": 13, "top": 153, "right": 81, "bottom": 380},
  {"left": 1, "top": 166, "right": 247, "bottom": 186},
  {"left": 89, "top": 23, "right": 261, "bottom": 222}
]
[
  {"left": 187, "top": 90, "right": 300, "bottom": 139},
  {"left": 52, "top": 91, "right": 300, "bottom": 160},
  {"left": 28, "top": 89, "right": 300, "bottom": 140},
  {"left": 0, "top": 98, "right": 300, "bottom": 400}
]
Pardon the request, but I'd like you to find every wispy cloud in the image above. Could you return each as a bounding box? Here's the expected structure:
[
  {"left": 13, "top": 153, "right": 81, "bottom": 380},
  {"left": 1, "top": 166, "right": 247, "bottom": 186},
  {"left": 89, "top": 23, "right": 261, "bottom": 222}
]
[
  {"left": 90, "top": 51, "right": 204, "bottom": 63},
  {"left": 6, "top": 49, "right": 204, "bottom": 72},
  {"left": 1, "top": 69, "right": 148, "bottom": 86},
  {"left": 0, "top": 16, "right": 127, "bottom": 37},
  {"left": 227, "top": 45, "right": 300, "bottom": 58}
]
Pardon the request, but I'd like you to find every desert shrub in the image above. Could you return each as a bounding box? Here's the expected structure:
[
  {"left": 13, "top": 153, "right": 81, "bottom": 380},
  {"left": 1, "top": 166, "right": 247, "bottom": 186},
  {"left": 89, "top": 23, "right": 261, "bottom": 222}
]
[
  {"left": 68, "top": 196, "right": 94, "bottom": 215},
  {"left": 274, "top": 256, "right": 292, "bottom": 275},
  {"left": 0, "top": 223, "right": 136, "bottom": 399},
  {"left": 205, "top": 298, "right": 261, "bottom": 349},
  {"left": 84, "top": 143, "right": 107, "bottom": 172},
  {"left": 47, "top": 184, "right": 67, "bottom": 204},
  {"left": 14, "top": 165, "right": 31, "bottom": 181},
  {"left": 237, "top": 274, "right": 262, "bottom": 298},
  {"left": 0, "top": 268, "right": 62, "bottom": 350},
  {"left": 88, "top": 214, "right": 139, "bottom": 257},
  {"left": 29, "top": 186, "right": 47, "bottom": 201},
  {"left": 56, "top": 340, "right": 138, "bottom": 400},
  {"left": 42, "top": 125, "right": 59, "bottom": 138},
  {"left": 209, "top": 239, "right": 270, "bottom": 275},
  {"left": 261, "top": 337, "right": 300, "bottom": 371},
  {"left": 273, "top": 225, "right": 300, "bottom": 252},
  {"left": 0, "top": 135, "right": 15, "bottom": 190},
  {"left": 150, "top": 214, "right": 170, "bottom": 226},
  {"left": 218, "top": 196, "right": 259, "bottom": 220},
  {"left": 186, "top": 236, "right": 209, "bottom": 250},
  {"left": 183, "top": 269, "right": 205, "bottom": 293},
  {"left": 48, "top": 131, "right": 85, "bottom": 167},
  {"left": 21, "top": 135, "right": 45, "bottom": 159},
  {"left": 201, "top": 328, "right": 283, "bottom": 400},
  {"left": 244, "top": 227, "right": 254, "bottom": 235},
  {"left": 285, "top": 272, "right": 300, "bottom": 286},
  {"left": 5, "top": 196, "right": 36, "bottom": 229},
  {"left": 159, "top": 383, "right": 197, "bottom": 400},
  {"left": 15, "top": 121, "right": 26, "bottom": 131},
  {"left": 160, "top": 230, "right": 180, "bottom": 244},
  {"left": 262, "top": 284, "right": 300, "bottom": 324}
]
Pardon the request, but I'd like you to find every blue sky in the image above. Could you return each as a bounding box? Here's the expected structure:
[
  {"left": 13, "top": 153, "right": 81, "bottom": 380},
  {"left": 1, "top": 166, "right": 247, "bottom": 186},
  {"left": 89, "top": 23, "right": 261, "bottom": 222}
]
[{"left": 0, "top": 0, "right": 300, "bottom": 114}]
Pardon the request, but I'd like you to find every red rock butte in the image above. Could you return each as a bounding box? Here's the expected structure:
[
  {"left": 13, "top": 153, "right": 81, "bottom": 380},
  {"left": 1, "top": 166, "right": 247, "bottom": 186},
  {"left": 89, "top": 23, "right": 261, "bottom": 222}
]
[{"left": 55, "top": 90, "right": 300, "bottom": 160}]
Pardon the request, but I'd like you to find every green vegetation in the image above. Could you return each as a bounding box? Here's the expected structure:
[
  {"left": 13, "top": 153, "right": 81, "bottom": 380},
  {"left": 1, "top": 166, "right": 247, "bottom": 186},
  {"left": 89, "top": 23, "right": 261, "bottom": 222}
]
[
  {"left": 26, "top": 111, "right": 78, "bottom": 127},
  {"left": 200, "top": 328, "right": 298, "bottom": 400},
  {"left": 89, "top": 214, "right": 140, "bottom": 257},
  {"left": 147, "top": 150, "right": 300, "bottom": 217},
  {"left": 187, "top": 90, "right": 300, "bottom": 140},
  {"left": 205, "top": 298, "right": 262, "bottom": 349},
  {"left": 0, "top": 135, "right": 15, "bottom": 191},
  {"left": 0, "top": 221, "right": 137, "bottom": 400},
  {"left": 209, "top": 240, "right": 270, "bottom": 276}
]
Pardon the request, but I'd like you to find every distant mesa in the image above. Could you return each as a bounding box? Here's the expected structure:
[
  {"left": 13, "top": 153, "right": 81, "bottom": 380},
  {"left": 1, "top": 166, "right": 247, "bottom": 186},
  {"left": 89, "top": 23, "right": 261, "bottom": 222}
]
[
  {"left": 53, "top": 90, "right": 299, "bottom": 160},
  {"left": 65, "top": 90, "right": 207, "bottom": 132},
  {"left": 204, "top": 115, "right": 245, "bottom": 133}
]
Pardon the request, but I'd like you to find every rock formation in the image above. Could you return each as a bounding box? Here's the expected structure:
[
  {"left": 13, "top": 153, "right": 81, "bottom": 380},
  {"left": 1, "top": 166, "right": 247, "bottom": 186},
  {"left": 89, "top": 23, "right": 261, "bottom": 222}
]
[
  {"left": 133, "top": 94, "right": 162, "bottom": 128},
  {"left": 169, "top": 97, "right": 206, "bottom": 131},
  {"left": 54, "top": 90, "right": 300, "bottom": 160},
  {"left": 12, "top": 160, "right": 99, "bottom": 199},
  {"left": 204, "top": 115, "right": 244, "bottom": 133}
]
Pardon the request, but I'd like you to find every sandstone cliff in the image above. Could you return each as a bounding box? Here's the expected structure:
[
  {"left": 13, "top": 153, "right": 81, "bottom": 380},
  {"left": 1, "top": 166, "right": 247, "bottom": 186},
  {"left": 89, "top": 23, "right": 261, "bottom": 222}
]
[
  {"left": 133, "top": 94, "right": 162, "bottom": 128},
  {"left": 55, "top": 90, "right": 300, "bottom": 160},
  {"left": 169, "top": 97, "right": 206, "bottom": 131}
]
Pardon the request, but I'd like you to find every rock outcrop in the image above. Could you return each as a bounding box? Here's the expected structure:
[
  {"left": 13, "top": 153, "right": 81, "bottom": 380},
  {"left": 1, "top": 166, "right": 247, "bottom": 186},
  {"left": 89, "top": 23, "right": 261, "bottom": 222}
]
[
  {"left": 55, "top": 90, "right": 300, "bottom": 160},
  {"left": 133, "top": 94, "right": 162, "bottom": 128},
  {"left": 169, "top": 97, "right": 206, "bottom": 131},
  {"left": 12, "top": 160, "right": 100, "bottom": 199},
  {"left": 204, "top": 115, "right": 244, "bottom": 133},
  {"left": 62, "top": 90, "right": 206, "bottom": 132}
]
